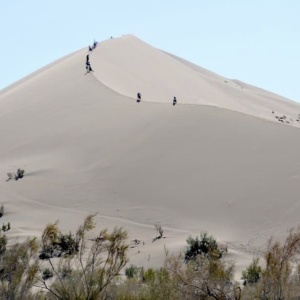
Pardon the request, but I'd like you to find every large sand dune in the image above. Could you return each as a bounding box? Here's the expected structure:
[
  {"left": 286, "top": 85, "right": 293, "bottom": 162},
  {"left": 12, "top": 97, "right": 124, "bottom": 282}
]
[{"left": 1, "top": 35, "right": 300, "bottom": 277}]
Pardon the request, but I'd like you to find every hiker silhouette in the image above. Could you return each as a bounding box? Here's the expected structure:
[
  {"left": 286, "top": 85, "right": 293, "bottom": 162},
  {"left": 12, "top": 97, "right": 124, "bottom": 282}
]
[
  {"left": 85, "top": 61, "right": 93, "bottom": 74},
  {"left": 173, "top": 96, "right": 177, "bottom": 106},
  {"left": 93, "top": 40, "right": 98, "bottom": 49},
  {"left": 137, "top": 92, "right": 141, "bottom": 103}
]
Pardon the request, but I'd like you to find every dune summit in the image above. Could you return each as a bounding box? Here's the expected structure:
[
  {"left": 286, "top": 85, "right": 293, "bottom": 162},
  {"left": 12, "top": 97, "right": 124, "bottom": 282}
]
[
  {"left": 94, "top": 35, "right": 300, "bottom": 123},
  {"left": 1, "top": 34, "right": 300, "bottom": 276}
]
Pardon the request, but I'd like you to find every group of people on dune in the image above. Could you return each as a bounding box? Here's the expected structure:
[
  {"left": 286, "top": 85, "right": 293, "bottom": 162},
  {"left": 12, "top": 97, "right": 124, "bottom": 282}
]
[
  {"left": 137, "top": 93, "right": 177, "bottom": 106},
  {"left": 85, "top": 40, "right": 178, "bottom": 106},
  {"left": 85, "top": 40, "right": 98, "bottom": 74}
]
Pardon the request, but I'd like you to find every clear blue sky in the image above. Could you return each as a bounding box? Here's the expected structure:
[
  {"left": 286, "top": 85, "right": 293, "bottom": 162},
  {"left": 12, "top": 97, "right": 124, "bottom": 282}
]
[{"left": 1, "top": 0, "right": 299, "bottom": 102}]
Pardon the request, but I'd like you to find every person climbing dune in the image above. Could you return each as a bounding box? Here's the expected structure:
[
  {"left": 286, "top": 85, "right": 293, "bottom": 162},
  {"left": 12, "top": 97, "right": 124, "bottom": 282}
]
[
  {"left": 93, "top": 39, "right": 98, "bottom": 49},
  {"left": 173, "top": 96, "right": 177, "bottom": 106},
  {"left": 85, "top": 61, "right": 94, "bottom": 75}
]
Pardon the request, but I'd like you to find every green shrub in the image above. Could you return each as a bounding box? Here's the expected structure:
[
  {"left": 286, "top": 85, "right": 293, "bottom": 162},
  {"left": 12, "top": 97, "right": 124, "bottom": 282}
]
[
  {"left": 242, "top": 258, "right": 262, "bottom": 285},
  {"left": 0, "top": 238, "right": 39, "bottom": 299},
  {"left": 0, "top": 234, "right": 7, "bottom": 255},
  {"left": 143, "top": 268, "right": 155, "bottom": 282},
  {"left": 185, "top": 232, "right": 221, "bottom": 261},
  {"left": 39, "top": 216, "right": 129, "bottom": 300},
  {"left": 125, "top": 265, "right": 139, "bottom": 278},
  {"left": 42, "top": 268, "right": 54, "bottom": 280},
  {"left": 39, "top": 225, "right": 79, "bottom": 259},
  {"left": 58, "top": 232, "right": 79, "bottom": 256}
]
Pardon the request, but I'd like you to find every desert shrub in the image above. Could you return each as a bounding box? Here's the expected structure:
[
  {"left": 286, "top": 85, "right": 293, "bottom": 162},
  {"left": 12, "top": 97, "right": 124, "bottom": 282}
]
[
  {"left": 0, "top": 234, "right": 7, "bottom": 255},
  {"left": 39, "top": 224, "right": 79, "bottom": 259},
  {"left": 57, "top": 232, "right": 78, "bottom": 255},
  {"left": 143, "top": 268, "right": 155, "bottom": 283},
  {"left": 155, "top": 223, "right": 163, "bottom": 238},
  {"left": 6, "top": 168, "right": 25, "bottom": 181},
  {"left": 59, "top": 264, "right": 72, "bottom": 279},
  {"left": 0, "top": 238, "right": 39, "bottom": 300},
  {"left": 1, "top": 224, "right": 9, "bottom": 232},
  {"left": 42, "top": 268, "right": 53, "bottom": 281},
  {"left": 39, "top": 223, "right": 60, "bottom": 259},
  {"left": 165, "top": 251, "right": 240, "bottom": 300},
  {"left": 125, "top": 265, "right": 139, "bottom": 278},
  {"left": 152, "top": 223, "right": 164, "bottom": 242},
  {"left": 6, "top": 173, "right": 14, "bottom": 181},
  {"left": 113, "top": 254, "right": 239, "bottom": 300},
  {"left": 241, "top": 227, "right": 300, "bottom": 299},
  {"left": 37, "top": 215, "right": 129, "bottom": 300},
  {"left": 258, "top": 229, "right": 300, "bottom": 299},
  {"left": 185, "top": 232, "right": 222, "bottom": 261},
  {"left": 4, "top": 215, "right": 300, "bottom": 298},
  {"left": 111, "top": 266, "right": 179, "bottom": 300},
  {"left": 242, "top": 258, "right": 262, "bottom": 285},
  {"left": 115, "top": 234, "right": 233, "bottom": 299},
  {"left": 16, "top": 168, "right": 25, "bottom": 179}
]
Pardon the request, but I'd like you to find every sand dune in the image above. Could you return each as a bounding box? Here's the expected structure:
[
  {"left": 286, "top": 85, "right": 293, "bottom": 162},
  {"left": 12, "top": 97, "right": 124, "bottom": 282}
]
[
  {"left": 93, "top": 35, "right": 300, "bottom": 123},
  {"left": 1, "top": 35, "right": 300, "bottom": 277}
]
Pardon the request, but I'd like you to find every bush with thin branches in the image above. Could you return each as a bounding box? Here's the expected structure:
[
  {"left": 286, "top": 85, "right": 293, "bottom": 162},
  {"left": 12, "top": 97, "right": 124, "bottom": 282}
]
[
  {"left": 242, "top": 227, "right": 300, "bottom": 299},
  {"left": 37, "top": 214, "right": 129, "bottom": 299},
  {"left": 0, "top": 238, "right": 39, "bottom": 300}
]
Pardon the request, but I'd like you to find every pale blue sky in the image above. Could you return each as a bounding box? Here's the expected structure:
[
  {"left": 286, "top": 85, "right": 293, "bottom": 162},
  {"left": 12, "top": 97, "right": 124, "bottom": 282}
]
[{"left": 1, "top": 1, "right": 299, "bottom": 102}]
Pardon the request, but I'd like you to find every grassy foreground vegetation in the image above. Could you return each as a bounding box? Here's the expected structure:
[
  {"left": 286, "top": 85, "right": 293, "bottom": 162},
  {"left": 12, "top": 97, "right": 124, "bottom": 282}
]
[{"left": 1, "top": 215, "right": 300, "bottom": 299}]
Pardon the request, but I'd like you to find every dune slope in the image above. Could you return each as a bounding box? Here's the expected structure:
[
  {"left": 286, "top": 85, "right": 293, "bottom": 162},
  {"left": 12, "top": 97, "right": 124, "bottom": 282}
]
[{"left": 1, "top": 35, "right": 300, "bottom": 276}]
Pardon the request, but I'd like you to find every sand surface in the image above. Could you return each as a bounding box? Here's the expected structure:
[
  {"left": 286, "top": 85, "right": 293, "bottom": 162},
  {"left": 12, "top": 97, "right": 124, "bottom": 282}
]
[{"left": 1, "top": 35, "right": 300, "bottom": 278}]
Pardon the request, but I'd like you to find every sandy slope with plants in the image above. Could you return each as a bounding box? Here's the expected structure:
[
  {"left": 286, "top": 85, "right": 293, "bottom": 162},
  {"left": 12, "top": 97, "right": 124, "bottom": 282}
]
[{"left": 1, "top": 35, "right": 300, "bottom": 278}]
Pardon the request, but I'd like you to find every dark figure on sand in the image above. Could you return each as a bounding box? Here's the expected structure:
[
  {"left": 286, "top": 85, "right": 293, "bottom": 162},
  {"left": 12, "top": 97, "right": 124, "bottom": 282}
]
[
  {"left": 137, "top": 92, "right": 141, "bottom": 103},
  {"left": 173, "top": 96, "right": 177, "bottom": 106},
  {"left": 85, "top": 61, "right": 93, "bottom": 74},
  {"left": 93, "top": 40, "right": 98, "bottom": 49}
]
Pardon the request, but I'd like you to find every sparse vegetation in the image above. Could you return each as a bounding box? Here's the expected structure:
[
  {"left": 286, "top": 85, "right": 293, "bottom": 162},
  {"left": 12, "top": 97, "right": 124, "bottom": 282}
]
[
  {"left": 6, "top": 173, "right": 14, "bottom": 181},
  {"left": 1, "top": 223, "right": 10, "bottom": 232},
  {"left": 242, "top": 227, "right": 300, "bottom": 299},
  {"left": 36, "top": 214, "right": 129, "bottom": 299},
  {"left": 0, "top": 233, "right": 7, "bottom": 255},
  {"left": 125, "top": 264, "right": 140, "bottom": 279},
  {"left": 0, "top": 215, "right": 299, "bottom": 299},
  {"left": 16, "top": 168, "right": 25, "bottom": 179},
  {"left": 39, "top": 223, "right": 79, "bottom": 260},
  {"left": 6, "top": 168, "right": 25, "bottom": 181},
  {"left": 165, "top": 251, "right": 240, "bottom": 300},
  {"left": 152, "top": 223, "right": 164, "bottom": 242},
  {"left": 42, "top": 268, "right": 54, "bottom": 281},
  {"left": 0, "top": 238, "right": 39, "bottom": 299},
  {"left": 241, "top": 258, "right": 262, "bottom": 285},
  {"left": 0, "top": 205, "right": 3, "bottom": 218}
]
